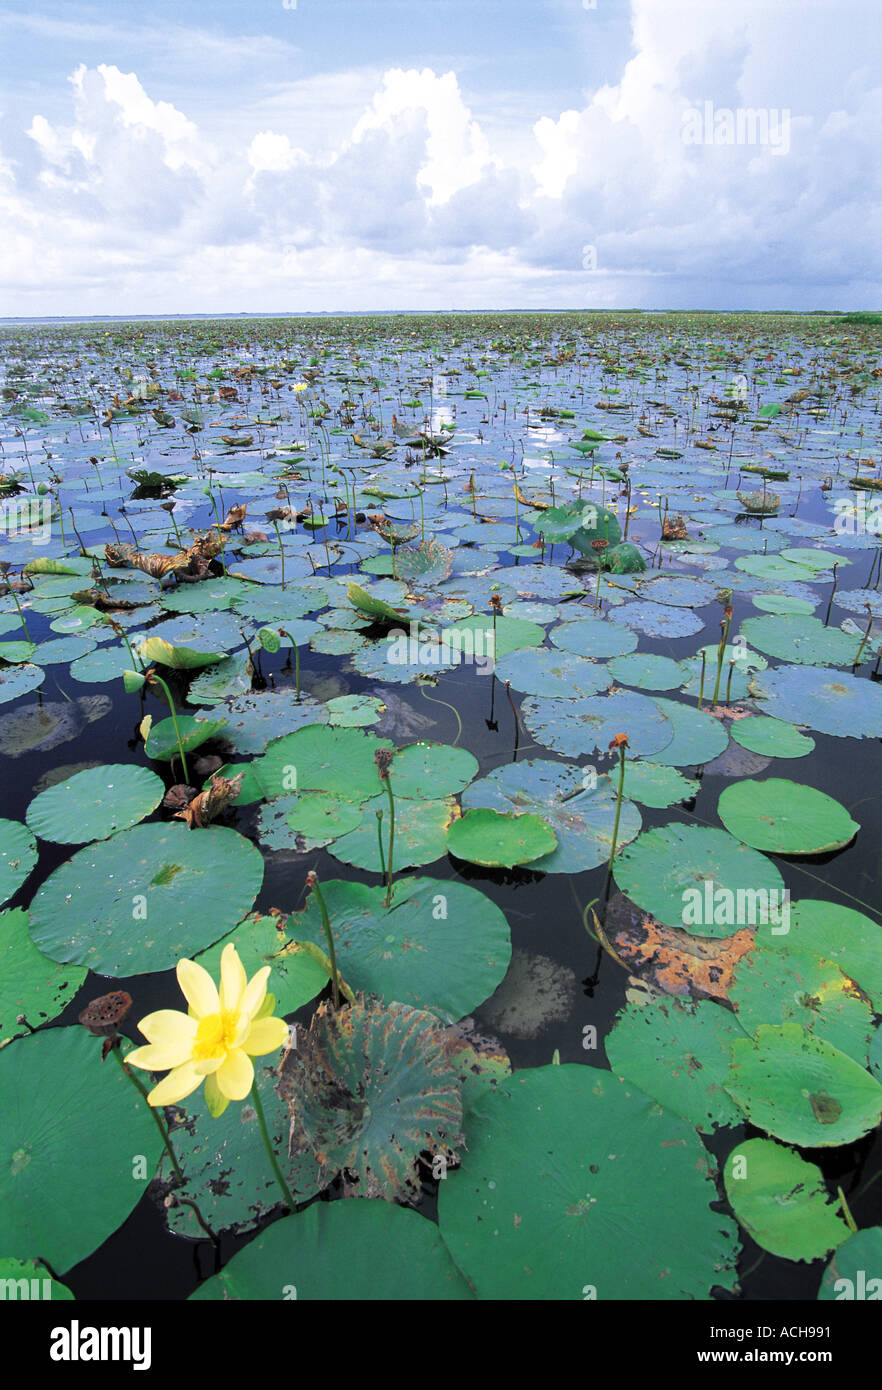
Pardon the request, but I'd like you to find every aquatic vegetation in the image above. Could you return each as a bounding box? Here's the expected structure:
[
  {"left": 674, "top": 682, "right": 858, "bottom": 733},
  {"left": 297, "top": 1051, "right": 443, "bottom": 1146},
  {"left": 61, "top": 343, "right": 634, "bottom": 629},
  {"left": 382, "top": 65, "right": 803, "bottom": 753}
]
[{"left": 0, "top": 310, "right": 880, "bottom": 1304}]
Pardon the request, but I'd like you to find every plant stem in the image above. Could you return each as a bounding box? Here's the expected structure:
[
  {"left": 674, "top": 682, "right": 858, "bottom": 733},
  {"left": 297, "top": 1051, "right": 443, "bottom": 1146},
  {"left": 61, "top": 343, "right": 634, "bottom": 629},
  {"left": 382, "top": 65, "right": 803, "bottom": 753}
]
[
  {"left": 309, "top": 876, "right": 341, "bottom": 1008},
  {"left": 712, "top": 614, "right": 732, "bottom": 707},
  {"left": 603, "top": 743, "right": 627, "bottom": 901},
  {"left": 375, "top": 808, "right": 386, "bottom": 879},
  {"left": 112, "top": 1046, "right": 185, "bottom": 1184},
  {"left": 148, "top": 671, "right": 189, "bottom": 782},
  {"left": 249, "top": 1078, "right": 297, "bottom": 1214},
  {"left": 9, "top": 585, "right": 30, "bottom": 641},
  {"left": 383, "top": 775, "right": 396, "bottom": 908},
  {"left": 698, "top": 648, "right": 706, "bottom": 709}
]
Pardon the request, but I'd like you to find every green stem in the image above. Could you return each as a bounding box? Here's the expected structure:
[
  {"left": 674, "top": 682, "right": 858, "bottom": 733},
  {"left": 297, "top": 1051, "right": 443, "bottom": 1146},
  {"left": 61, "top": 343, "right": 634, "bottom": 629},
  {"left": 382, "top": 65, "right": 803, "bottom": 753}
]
[
  {"left": 309, "top": 876, "right": 341, "bottom": 1008},
  {"left": 273, "top": 521, "right": 286, "bottom": 590},
  {"left": 250, "top": 1078, "right": 297, "bottom": 1214},
  {"left": 9, "top": 585, "right": 30, "bottom": 641},
  {"left": 375, "top": 808, "right": 387, "bottom": 880},
  {"left": 383, "top": 775, "right": 396, "bottom": 909},
  {"left": 697, "top": 649, "right": 706, "bottom": 710},
  {"left": 711, "top": 615, "right": 732, "bottom": 707},
  {"left": 837, "top": 1185, "right": 859, "bottom": 1235},
  {"left": 112, "top": 1046, "right": 185, "bottom": 1185},
  {"left": 603, "top": 744, "right": 627, "bottom": 900},
  {"left": 148, "top": 671, "right": 189, "bottom": 782}
]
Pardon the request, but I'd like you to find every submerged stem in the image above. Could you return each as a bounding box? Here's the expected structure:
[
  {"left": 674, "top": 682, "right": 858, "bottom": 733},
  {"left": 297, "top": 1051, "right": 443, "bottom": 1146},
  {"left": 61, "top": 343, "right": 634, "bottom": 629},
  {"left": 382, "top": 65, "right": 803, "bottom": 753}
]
[{"left": 249, "top": 1078, "right": 297, "bottom": 1215}]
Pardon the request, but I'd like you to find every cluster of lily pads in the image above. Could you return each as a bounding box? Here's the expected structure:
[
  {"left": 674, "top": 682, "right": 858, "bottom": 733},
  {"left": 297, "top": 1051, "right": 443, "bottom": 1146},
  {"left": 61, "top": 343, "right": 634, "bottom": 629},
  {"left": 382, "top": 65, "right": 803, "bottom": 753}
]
[{"left": 1, "top": 311, "right": 881, "bottom": 1301}]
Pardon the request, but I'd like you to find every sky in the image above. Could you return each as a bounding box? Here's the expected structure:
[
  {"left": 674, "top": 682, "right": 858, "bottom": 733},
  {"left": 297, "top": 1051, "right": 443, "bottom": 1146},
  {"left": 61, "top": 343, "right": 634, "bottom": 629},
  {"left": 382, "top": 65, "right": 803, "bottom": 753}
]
[{"left": 0, "top": 0, "right": 880, "bottom": 315}]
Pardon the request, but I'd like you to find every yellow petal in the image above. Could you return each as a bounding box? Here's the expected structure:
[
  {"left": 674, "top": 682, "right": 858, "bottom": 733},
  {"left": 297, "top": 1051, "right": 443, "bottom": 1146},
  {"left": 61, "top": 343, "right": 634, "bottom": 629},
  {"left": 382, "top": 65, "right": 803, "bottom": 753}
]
[
  {"left": 218, "top": 943, "right": 247, "bottom": 1014},
  {"left": 136, "top": 1009, "right": 197, "bottom": 1047},
  {"left": 204, "top": 1071, "right": 231, "bottom": 1119},
  {"left": 127, "top": 1041, "right": 195, "bottom": 1071},
  {"left": 147, "top": 1062, "right": 204, "bottom": 1107},
  {"left": 242, "top": 1016, "right": 290, "bottom": 1056},
  {"left": 177, "top": 957, "right": 219, "bottom": 1018},
  {"left": 239, "top": 965, "right": 271, "bottom": 1022},
  {"left": 215, "top": 1048, "right": 254, "bottom": 1100}
]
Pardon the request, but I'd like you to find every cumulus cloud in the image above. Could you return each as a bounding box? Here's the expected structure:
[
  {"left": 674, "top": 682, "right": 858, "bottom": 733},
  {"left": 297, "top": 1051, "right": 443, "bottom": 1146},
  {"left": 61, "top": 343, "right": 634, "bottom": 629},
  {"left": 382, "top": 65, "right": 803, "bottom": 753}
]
[{"left": 1, "top": 1, "right": 880, "bottom": 313}]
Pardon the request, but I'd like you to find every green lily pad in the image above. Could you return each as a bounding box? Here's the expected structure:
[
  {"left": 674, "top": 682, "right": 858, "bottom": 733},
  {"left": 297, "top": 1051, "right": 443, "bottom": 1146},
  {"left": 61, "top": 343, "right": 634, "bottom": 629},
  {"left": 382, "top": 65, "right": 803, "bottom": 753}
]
[
  {"left": 384, "top": 741, "right": 479, "bottom": 799},
  {"left": 731, "top": 717, "right": 814, "bottom": 759},
  {"left": 438, "top": 1064, "right": 739, "bottom": 1299},
  {"left": 614, "top": 823, "right": 785, "bottom": 934},
  {"left": 255, "top": 724, "right": 394, "bottom": 801},
  {"left": 289, "top": 876, "right": 511, "bottom": 1022},
  {"left": 606, "top": 997, "right": 744, "bottom": 1133},
  {"left": 723, "top": 1139, "right": 850, "bottom": 1262},
  {"left": 0, "top": 1027, "right": 160, "bottom": 1272},
  {"left": 0, "top": 908, "right": 86, "bottom": 1045},
  {"left": 283, "top": 792, "right": 364, "bottom": 849},
  {"left": 494, "top": 647, "right": 611, "bottom": 698},
  {"left": 726, "top": 1022, "right": 882, "bottom": 1146},
  {"left": 737, "top": 939, "right": 874, "bottom": 1065},
  {"left": 0, "top": 820, "right": 37, "bottom": 906},
  {"left": 0, "top": 1257, "right": 73, "bottom": 1300},
  {"left": 607, "top": 652, "right": 692, "bottom": 691},
  {"left": 461, "top": 759, "right": 641, "bottom": 874},
  {"left": 191, "top": 1197, "right": 473, "bottom": 1301},
  {"left": 28, "top": 823, "right": 264, "bottom": 975},
  {"left": 25, "top": 764, "right": 165, "bottom": 844},
  {"left": 549, "top": 616, "right": 638, "bottom": 659},
  {"left": 818, "top": 1228, "right": 882, "bottom": 1300},
  {"left": 751, "top": 666, "right": 882, "bottom": 738},
  {"left": 522, "top": 690, "right": 673, "bottom": 759},
  {"left": 145, "top": 714, "right": 228, "bottom": 762},
  {"left": 447, "top": 808, "right": 557, "bottom": 868},
  {"left": 0, "top": 664, "right": 44, "bottom": 704},
  {"left": 717, "top": 779, "right": 859, "bottom": 855},
  {"left": 331, "top": 794, "right": 458, "bottom": 872},
  {"left": 186, "top": 652, "right": 253, "bottom": 706},
  {"left": 620, "top": 760, "right": 699, "bottom": 808},
  {"left": 740, "top": 614, "right": 863, "bottom": 666},
  {"left": 138, "top": 635, "right": 223, "bottom": 669},
  {"left": 784, "top": 900, "right": 882, "bottom": 1011},
  {"left": 325, "top": 694, "right": 385, "bottom": 727},
  {"left": 644, "top": 697, "right": 731, "bottom": 767},
  {"left": 211, "top": 690, "right": 329, "bottom": 754}
]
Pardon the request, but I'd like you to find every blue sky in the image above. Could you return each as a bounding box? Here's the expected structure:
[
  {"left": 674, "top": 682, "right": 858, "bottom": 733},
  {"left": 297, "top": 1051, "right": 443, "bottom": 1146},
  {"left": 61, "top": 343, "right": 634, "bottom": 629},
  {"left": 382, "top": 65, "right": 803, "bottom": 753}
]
[{"left": 1, "top": 0, "right": 879, "bottom": 314}]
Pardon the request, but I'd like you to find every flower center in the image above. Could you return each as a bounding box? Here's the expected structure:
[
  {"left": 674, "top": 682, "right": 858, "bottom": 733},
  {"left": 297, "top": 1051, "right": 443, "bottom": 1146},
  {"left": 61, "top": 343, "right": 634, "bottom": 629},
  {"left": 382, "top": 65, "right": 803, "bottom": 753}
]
[{"left": 192, "top": 1009, "right": 240, "bottom": 1061}]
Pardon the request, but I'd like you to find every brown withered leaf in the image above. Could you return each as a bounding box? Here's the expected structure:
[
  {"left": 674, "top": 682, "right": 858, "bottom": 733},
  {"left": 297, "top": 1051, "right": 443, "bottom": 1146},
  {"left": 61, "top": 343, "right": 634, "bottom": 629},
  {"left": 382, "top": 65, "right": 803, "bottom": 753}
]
[
  {"left": 174, "top": 773, "right": 243, "bottom": 829},
  {"left": 163, "top": 783, "right": 197, "bottom": 810},
  {"left": 606, "top": 891, "right": 755, "bottom": 1003},
  {"left": 215, "top": 503, "right": 247, "bottom": 532}
]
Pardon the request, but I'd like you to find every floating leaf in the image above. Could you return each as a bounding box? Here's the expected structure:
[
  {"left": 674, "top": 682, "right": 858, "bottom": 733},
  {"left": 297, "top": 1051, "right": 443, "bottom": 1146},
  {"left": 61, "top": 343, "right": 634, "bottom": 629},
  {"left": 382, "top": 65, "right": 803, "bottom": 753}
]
[
  {"left": 726, "top": 1022, "right": 882, "bottom": 1147},
  {"left": 25, "top": 765, "right": 165, "bottom": 844},
  {"left": 717, "top": 779, "right": 859, "bottom": 855},
  {"left": 447, "top": 808, "right": 556, "bottom": 868},
  {"left": 0, "top": 908, "right": 86, "bottom": 1045},
  {"left": 0, "top": 820, "right": 37, "bottom": 906},
  {"left": 28, "top": 823, "right": 263, "bottom": 974},
  {"left": 438, "top": 1064, "right": 739, "bottom": 1299},
  {"left": 723, "top": 1139, "right": 850, "bottom": 1262}
]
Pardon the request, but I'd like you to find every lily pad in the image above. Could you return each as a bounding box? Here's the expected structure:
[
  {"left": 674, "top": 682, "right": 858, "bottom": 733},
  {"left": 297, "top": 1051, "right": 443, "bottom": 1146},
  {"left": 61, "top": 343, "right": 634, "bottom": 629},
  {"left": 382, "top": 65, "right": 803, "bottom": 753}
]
[
  {"left": 644, "top": 697, "right": 730, "bottom": 767},
  {"left": 723, "top": 1139, "right": 850, "bottom": 1262},
  {"left": 447, "top": 808, "right": 557, "bottom": 868},
  {"left": 726, "top": 1022, "right": 882, "bottom": 1146},
  {"left": 461, "top": 759, "right": 641, "bottom": 874},
  {"left": 211, "top": 690, "right": 329, "bottom": 755},
  {"left": 25, "top": 765, "right": 165, "bottom": 844},
  {"left": 255, "top": 724, "right": 394, "bottom": 801},
  {"left": 730, "top": 717, "right": 814, "bottom": 759},
  {"left": 331, "top": 794, "right": 458, "bottom": 872},
  {"left": 494, "top": 647, "right": 611, "bottom": 698},
  {"left": 438, "top": 1064, "right": 739, "bottom": 1299},
  {"left": 289, "top": 876, "right": 511, "bottom": 1022},
  {"left": 751, "top": 665, "right": 882, "bottom": 738},
  {"left": 818, "top": 1228, "right": 882, "bottom": 1300},
  {"left": 0, "top": 820, "right": 37, "bottom": 906},
  {"left": 717, "top": 779, "right": 859, "bottom": 856},
  {"left": 614, "top": 823, "right": 785, "bottom": 934},
  {"left": 28, "top": 823, "right": 264, "bottom": 975},
  {"left": 0, "top": 1027, "right": 160, "bottom": 1272},
  {"left": 730, "top": 941, "right": 874, "bottom": 1063},
  {"left": 191, "top": 1197, "right": 473, "bottom": 1301},
  {"left": 145, "top": 715, "right": 228, "bottom": 762},
  {"left": 0, "top": 908, "right": 86, "bottom": 1044},
  {"left": 0, "top": 664, "right": 44, "bottom": 704},
  {"left": 740, "top": 614, "right": 862, "bottom": 666},
  {"left": 522, "top": 690, "right": 673, "bottom": 759},
  {"left": 606, "top": 997, "right": 744, "bottom": 1133}
]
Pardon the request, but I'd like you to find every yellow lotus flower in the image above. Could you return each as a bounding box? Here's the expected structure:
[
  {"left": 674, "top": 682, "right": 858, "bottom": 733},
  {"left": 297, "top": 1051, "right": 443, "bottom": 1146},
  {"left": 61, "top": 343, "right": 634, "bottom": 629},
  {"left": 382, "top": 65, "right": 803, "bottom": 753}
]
[
  {"left": 127, "top": 943, "right": 289, "bottom": 1118},
  {"left": 292, "top": 382, "right": 308, "bottom": 393}
]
